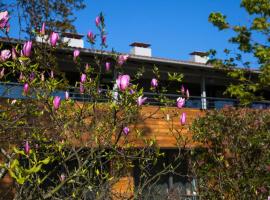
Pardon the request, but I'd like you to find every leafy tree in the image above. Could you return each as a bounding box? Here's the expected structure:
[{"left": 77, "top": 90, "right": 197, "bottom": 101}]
[
  {"left": 191, "top": 107, "right": 270, "bottom": 200},
  {"left": 6, "top": 0, "right": 85, "bottom": 37},
  {"left": 208, "top": 0, "right": 270, "bottom": 105}
]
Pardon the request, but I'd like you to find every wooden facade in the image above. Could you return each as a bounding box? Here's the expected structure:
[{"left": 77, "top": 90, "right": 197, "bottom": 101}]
[{"left": 0, "top": 106, "right": 203, "bottom": 199}]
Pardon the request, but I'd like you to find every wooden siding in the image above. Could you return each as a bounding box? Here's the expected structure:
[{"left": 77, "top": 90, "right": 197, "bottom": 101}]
[{"left": 0, "top": 106, "right": 203, "bottom": 199}]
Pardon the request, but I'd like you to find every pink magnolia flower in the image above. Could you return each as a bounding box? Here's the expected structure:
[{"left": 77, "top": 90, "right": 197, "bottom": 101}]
[
  {"left": 50, "top": 70, "right": 54, "bottom": 79},
  {"left": 105, "top": 62, "right": 110, "bottom": 71},
  {"left": 180, "top": 112, "right": 186, "bottom": 125},
  {"left": 19, "top": 72, "right": 24, "bottom": 81},
  {"left": 116, "top": 75, "right": 130, "bottom": 91},
  {"left": 0, "top": 11, "right": 9, "bottom": 29},
  {"left": 23, "top": 83, "right": 29, "bottom": 94},
  {"left": 123, "top": 127, "right": 130, "bottom": 136},
  {"left": 176, "top": 97, "right": 185, "bottom": 108},
  {"left": 186, "top": 89, "right": 190, "bottom": 99},
  {"left": 137, "top": 96, "right": 147, "bottom": 106},
  {"left": 60, "top": 173, "right": 65, "bottom": 182},
  {"left": 87, "top": 31, "right": 95, "bottom": 44},
  {"left": 1, "top": 49, "right": 11, "bottom": 61},
  {"left": 85, "top": 63, "right": 89, "bottom": 71},
  {"left": 24, "top": 141, "right": 30, "bottom": 155},
  {"left": 118, "top": 55, "right": 129, "bottom": 66},
  {"left": 95, "top": 16, "right": 101, "bottom": 27},
  {"left": 53, "top": 96, "right": 61, "bottom": 110},
  {"left": 22, "top": 41, "right": 32, "bottom": 57},
  {"left": 181, "top": 85, "right": 185, "bottom": 94},
  {"left": 73, "top": 49, "right": 80, "bottom": 60},
  {"left": 12, "top": 48, "right": 17, "bottom": 60},
  {"left": 130, "top": 89, "right": 135, "bottom": 95},
  {"left": 80, "top": 82, "right": 84, "bottom": 94},
  {"left": 30, "top": 72, "right": 35, "bottom": 82},
  {"left": 40, "top": 22, "right": 45, "bottom": 35},
  {"left": 0, "top": 68, "right": 4, "bottom": 79},
  {"left": 11, "top": 99, "right": 17, "bottom": 105},
  {"left": 65, "top": 91, "right": 69, "bottom": 100},
  {"left": 151, "top": 78, "right": 158, "bottom": 88},
  {"left": 50, "top": 32, "right": 59, "bottom": 47},
  {"left": 41, "top": 73, "right": 45, "bottom": 81},
  {"left": 101, "top": 35, "right": 106, "bottom": 45},
  {"left": 81, "top": 73, "right": 86, "bottom": 83}
]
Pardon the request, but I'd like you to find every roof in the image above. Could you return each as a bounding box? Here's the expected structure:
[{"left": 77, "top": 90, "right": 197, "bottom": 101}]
[{"left": 0, "top": 37, "right": 260, "bottom": 73}]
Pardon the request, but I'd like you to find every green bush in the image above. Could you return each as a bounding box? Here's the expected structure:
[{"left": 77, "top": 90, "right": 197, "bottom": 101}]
[{"left": 191, "top": 107, "right": 270, "bottom": 200}]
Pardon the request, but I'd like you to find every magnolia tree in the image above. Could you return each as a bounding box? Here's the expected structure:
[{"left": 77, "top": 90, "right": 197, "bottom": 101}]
[{"left": 0, "top": 11, "right": 191, "bottom": 200}]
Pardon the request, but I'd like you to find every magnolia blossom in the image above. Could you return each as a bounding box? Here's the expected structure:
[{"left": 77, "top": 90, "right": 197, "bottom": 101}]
[
  {"left": 130, "top": 89, "right": 135, "bottom": 95},
  {"left": 0, "top": 68, "right": 4, "bottom": 79},
  {"left": 181, "top": 85, "right": 185, "bottom": 94},
  {"left": 50, "top": 32, "right": 59, "bottom": 47},
  {"left": 105, "top": 62, "right": 110, "bottom": 71},
  {"left": 176, "top": 97, "right": 185, "bottom": 108},
  {"left": 65, "top": 91, "right": 69, "bottom": 100},
  {"left": 30, "top": 72, "right": 35, "bottom": 82},
  {"left": 41, "top": 73, "right": 45, "bottom": 81},
  {"left": 11, "top": 99, "right": 17, "bottom": 105},
  {"left": 95, "top": 16, "right": 101, "bottom": 26},
  {"left": 0, "top": 49, "right": 11, "bottom": 61},
  {"left": 101, "top": 35, "right": 106, "bottom": 45},
  {"left": 24, "top": 141, "right": 30, "bottom": 155},
  {"left": 186, "top": 89, "right": 190, "bottom": 99},
  {"left": 84, "top": 64, "right": 89, "bottom": 72},
  {"left": 12, "top": 48, "right": 17, "bottom": 60},
  {"left": 117, "top": 55, "right": 129, "bottom": 66},
  {"left": 151, "top": 78, "right": 158, "bottom": 88},
  {"left": 80, "top": 82, "right": 84, "bottom": 94},
  {"left": 0, "top": 11, "right": 9, "bottom": 29},
  {"left": 81, "top": 73, "right": 86, "bottom": 83},
  {"left": 123, "top": 127, "right": 130, "bottom": 136},
  {"left": 180, "top": 112, "right": 186, "bottom": 125},
  {"left": 53, "top": 96, "right": 61, "bottom": 110},
  {"left": 60, "top": 173, "right": 66, "bottom": 182},
  {"left": 23, "top": 83, "right": 29, "bottom": 94},
  {"left": 19, "top": 72, "right": 24, "bottom": 81},
  {"left": 40, "top": 22, "right": 45, "bottom": 35},
  {"left": 116, "top": 74, "right": 130, "bottom": 91},
  {"left": 73, "top": 49, "right": 80, "bottom": 60},
  {"left": 137, "top": 96, "right": 147, "bottom": 106},
  {"left": 50, "top": 70, "right": 54, "bottom": 79},
  {"left": 87, "top": 31, "right": 95, "bottom": 43},
  {"left": 22, "top": 41, "right": 32, "bottom": 57}
]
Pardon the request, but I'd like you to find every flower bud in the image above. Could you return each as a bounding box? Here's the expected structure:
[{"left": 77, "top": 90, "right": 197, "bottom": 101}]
[
  {"left": 53, "top": 96, "right": 61, "bottom": 110},
  {"left": 50, "top": 32, "right": 59, "bottom": 47}
]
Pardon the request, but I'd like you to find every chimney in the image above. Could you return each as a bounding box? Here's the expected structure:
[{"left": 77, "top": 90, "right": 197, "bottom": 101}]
[
  {"left": 36, "top": 32, "right": 84, "bottom": 48},
  {"left": 61, "top": 32, "right": 84, "bottom": 48},
  {"left": 130, "top": 42, "right": 152, "bottom": 57},
  {"left": 190, "top": 51, "right": 209, "bottom": 64}
]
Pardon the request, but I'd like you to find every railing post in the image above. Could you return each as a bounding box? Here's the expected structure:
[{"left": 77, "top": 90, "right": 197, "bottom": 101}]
[{"left": 201, "top": 73, "right": 207, "bottom": 109}]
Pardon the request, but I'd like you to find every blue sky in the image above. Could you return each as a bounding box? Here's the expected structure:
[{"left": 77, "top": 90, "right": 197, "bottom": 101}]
[{"left": 6, "top": 0, "right": 252, "bottom": 62}]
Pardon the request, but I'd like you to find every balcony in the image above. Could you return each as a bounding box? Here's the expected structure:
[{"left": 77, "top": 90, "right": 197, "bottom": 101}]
[{"left": 1, "top": 81, "right": 270, "bottom": 110}]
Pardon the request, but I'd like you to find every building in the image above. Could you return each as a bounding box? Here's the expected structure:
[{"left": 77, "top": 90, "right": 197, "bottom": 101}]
[{"left": 0, "top": 34, "right": 270, "bottom": 199}]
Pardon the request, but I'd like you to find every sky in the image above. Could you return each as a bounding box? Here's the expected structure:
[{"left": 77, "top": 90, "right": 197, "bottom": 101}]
[{"left": 6, "top": 0, "right": 253, "bottom": 62}]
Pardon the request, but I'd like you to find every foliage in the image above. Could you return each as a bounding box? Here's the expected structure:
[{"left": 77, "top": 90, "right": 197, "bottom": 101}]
[
  {"left": 208, "top": 0, "right": 270, "bottom": 105},
  {"left": 6, "top": 0, "right": 85, "bottom": 36},
  {"left": 191, "top": 107, "right": 270, "bottom": 200}
]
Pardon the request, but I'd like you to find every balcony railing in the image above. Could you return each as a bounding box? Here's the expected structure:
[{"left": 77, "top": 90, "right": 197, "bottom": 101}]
[{"left": 1, "top": 81, "right": 270, "bottom": 110}]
